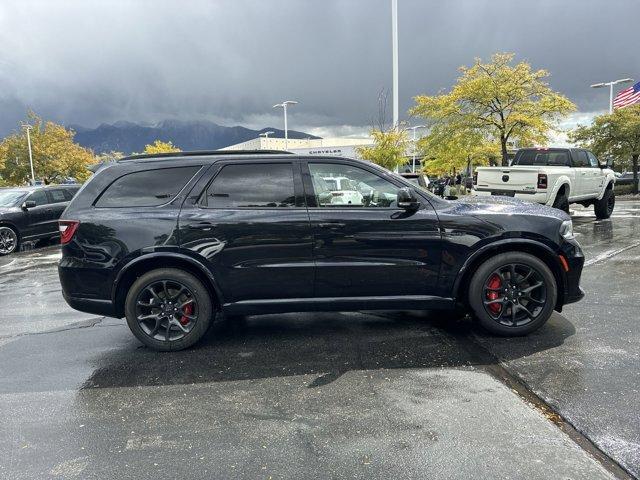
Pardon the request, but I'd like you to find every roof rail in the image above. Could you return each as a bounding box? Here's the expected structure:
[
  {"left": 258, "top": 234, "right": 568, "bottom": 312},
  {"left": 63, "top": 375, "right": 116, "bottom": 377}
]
[{"left": 119, "top": 150, "right": 292, "bottom": 162}]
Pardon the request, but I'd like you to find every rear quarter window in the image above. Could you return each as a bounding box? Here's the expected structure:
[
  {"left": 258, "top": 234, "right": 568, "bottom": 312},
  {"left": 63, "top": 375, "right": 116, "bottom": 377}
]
[{"left": 95, "top": 166, "right": 200, "bottom": 208}]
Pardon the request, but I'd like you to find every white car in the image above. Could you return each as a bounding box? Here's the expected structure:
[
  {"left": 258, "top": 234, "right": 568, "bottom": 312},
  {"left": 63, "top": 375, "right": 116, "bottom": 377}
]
[
  {"left": 321, "top": 176, "right": 365, "bottom": 205},
  {"left": 472, "top": 148, "right": 616, "bottom": 219}
]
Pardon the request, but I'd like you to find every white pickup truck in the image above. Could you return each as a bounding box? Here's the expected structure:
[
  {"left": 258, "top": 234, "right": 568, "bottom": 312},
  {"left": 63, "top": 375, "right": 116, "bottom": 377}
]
[{"left": 472, "top": 147, "right": 616, "bottom": 219}]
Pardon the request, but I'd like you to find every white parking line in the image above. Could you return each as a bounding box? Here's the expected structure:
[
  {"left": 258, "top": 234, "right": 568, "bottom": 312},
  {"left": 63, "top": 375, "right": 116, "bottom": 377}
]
[
  {"left": 584, "top": 240, "right": 640, "bottom": 266},
  {"left": 0, "top": 259, "right": 16, "bottom": 269}
]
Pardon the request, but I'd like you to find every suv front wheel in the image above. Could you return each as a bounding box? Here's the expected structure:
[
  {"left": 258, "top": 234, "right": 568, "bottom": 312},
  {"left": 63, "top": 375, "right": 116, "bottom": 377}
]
[
  {"left": 125, "top": 268, "right": 213, "bottom": 351},
  {"left": 468, "top": 252, "right": 557, "bottom": 336}
]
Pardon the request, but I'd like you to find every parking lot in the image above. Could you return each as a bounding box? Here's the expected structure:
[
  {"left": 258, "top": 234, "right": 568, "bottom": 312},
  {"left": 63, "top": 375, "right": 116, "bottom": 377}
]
[{"left": 0, "top": 199, "right": 638, "bottom": 479}]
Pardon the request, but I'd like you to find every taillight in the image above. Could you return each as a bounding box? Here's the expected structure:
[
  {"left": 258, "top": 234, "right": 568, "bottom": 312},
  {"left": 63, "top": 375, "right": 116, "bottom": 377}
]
[
  {"left": 537, "top": 173, "right": 548, "bottom": 189},
  {"left": 473, "top": 172, "right": 478, "bottom": 186},
  {"left": 59, "top": 220, "right": 79, "bottom": 245}
]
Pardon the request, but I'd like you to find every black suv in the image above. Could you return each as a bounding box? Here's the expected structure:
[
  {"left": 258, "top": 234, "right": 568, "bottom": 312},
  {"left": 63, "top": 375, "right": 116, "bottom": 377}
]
[
  {"left": 0, "top": 185, "right": 80, "bottom": 255},
  {"left": 59, "top": 151, "right": 584, "bottom": 351}
]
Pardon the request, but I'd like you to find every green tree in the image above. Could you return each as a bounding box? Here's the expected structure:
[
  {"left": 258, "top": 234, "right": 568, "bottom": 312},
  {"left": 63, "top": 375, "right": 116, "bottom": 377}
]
[
  {"left": 570, "top": 105, "right": 640, "bottom": 194},
  {"left": 357, "top": 128, "right": 409, "bottom": 171},
  {"left": 411, "top": 53, "right": 575, "bottom": 166},
  {"left": 142, "top": 140, "right": 181, "bottom": 154},
  {"left": 418, "top": 125, "right": 500, "bottom": 176},
  {"left": 0, "top": 112, "right": 95, "bottom": 185}
]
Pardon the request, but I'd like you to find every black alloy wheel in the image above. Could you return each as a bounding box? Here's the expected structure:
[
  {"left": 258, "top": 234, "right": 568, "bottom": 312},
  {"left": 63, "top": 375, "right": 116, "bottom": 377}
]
[
  {"left": 0, "top": 226, "right": 18, "bottom": 255},
  {"left": 469, "top": 252, "right": 557, "bottom": 336},
  {"left": 135, "top": 279, "right": 199, "bottom": 342},
  {"left": 482, "top": 263, "right": 546, "bottom": 327},
  {"left": 125, "top": 268, "right": 213, "bottom": 351}
]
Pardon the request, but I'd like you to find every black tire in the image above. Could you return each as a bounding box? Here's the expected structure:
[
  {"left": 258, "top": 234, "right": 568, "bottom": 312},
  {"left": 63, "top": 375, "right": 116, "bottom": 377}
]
[
  {"left": 552, "top": 190, "right": 570, "bottom": 214},
  {"left": 0, "top": 225, "right": 19, "bottom": 256},
  {"left": 468, "top": 252, "right": 557, "bottom": 336},
  {"left": 594, "top": 188, "right": 615, "bottom": 219},
  {"left": 125, "top": 268, "right": 213, "bottom": 351}
]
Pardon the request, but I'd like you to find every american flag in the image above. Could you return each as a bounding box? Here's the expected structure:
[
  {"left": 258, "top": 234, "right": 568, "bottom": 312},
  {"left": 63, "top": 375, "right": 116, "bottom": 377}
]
[{"left": 613, "top": 81, "right": 640, "bottom": 109}]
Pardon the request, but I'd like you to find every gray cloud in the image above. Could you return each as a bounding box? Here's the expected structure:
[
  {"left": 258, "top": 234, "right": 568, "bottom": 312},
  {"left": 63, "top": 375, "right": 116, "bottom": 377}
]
[{"left": 0, "top": 0, "right": 638, "bottom": 137}]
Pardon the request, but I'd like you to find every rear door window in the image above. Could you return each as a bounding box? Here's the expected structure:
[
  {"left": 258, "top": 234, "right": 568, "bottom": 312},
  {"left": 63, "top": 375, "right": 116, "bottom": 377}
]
[
  {"left": 96, "top": 166, "right": 200, "bottom": 208},
  {"left": 572, "top": 151, "right": 589, "bottom": 167},
  {"left": 203, "top": 163, "right": 296, "bottom": 208},
  {"left": 513, "top": 150, "right": 570, "bottom": 166},
  {"left": 48, "top": 189, "right": 67, "bottom": 203}
]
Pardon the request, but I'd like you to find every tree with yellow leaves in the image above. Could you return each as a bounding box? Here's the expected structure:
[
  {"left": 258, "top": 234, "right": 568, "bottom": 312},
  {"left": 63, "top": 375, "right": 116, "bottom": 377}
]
[
  {"left": 0, "top": 112, "right": 95, "bottom": 186},
  {"left": 356, "top": 128, "right": 409, "bottom": 171},
  {"left": 411, "top": 53, "right": 575, "bottom": 166},
  {"left": 418, "top": 126, "right": 500, "bottom": 177},
  {"left": 142, "top": 140, "right": 181, "bottom": 154}
]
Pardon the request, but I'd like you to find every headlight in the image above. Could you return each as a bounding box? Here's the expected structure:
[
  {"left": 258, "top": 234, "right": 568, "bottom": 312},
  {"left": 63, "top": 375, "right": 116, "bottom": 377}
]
[{"left": 560, "top": 220, "right": 574, "bottom": 240}]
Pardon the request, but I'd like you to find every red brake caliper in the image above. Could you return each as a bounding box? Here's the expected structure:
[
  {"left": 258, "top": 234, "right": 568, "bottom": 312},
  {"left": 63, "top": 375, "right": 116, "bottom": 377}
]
[
  {"left": 179, "top": 302, "right": 193, "bottom": 326},
  {"left": 486, "top": 274, "right": 502, "bottom": 314}
]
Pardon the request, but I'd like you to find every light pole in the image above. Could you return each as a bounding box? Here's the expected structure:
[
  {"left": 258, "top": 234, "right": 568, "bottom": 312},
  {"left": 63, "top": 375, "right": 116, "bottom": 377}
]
[
  {"left": 591, "top": 78, "right": 633, "bottom": 113},
  {"left": 21, "top": 124, "right": 35, "bottom": 185},
  {"left": 391, "top": 0, "right": 399, "bottom": 129},
  {"left": 406, "top": 125, "right": 426, "bottom": 172},
  {"left": 259, "top": 131, "right": 274, "bottom": 150},
  {"left": 272, "top": 101, "right": 298, "bottom": 150}
]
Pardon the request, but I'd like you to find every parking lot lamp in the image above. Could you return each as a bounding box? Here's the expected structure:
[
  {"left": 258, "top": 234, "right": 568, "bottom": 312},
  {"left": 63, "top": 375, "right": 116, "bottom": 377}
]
[
  {"left": 590, "top": 78, "right": 633, "bottom": 113},
  {"left": 21, "top": 124, "right": 35, "bottom": 185},
  {"left": 407, "top": 125, "right": 426, "bottom": 172},
  {"left": 272, "top": 101, "right": 298, "bottom": 150},
  {"left": 259, "top": 131, "right": 274, "bottom": 150}
]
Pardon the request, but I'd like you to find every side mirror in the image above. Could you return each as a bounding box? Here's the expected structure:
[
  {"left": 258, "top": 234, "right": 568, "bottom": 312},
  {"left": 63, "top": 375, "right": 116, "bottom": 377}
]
[
  {"left": 22, "top": 200, "right": 36, "bottom": 210},
  {"left": 606, "top": 157, "right": 615, "bottom": 169},
  {"left": 397, "top": 187, "right": 420, "bottom": 211}
]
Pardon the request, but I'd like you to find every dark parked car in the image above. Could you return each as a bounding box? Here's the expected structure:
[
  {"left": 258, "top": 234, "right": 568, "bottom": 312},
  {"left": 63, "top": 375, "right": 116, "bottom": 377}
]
[
  {"left": 400, "top": 172, "right": 430, "bottom": 191},
  {"left": 0, "top": 185, "right": 80, "bottom": 255},
  {"left": 59, "top": 151, "right": 585, "bottom": 351}
]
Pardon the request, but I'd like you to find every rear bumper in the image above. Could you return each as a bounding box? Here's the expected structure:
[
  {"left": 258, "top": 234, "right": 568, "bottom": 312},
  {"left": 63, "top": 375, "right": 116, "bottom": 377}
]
[
  {"left": 472, "top": 189, "right": 548, "bottom": 203},
  {"left": 62, "top": 292, "right": 118, "bottom": 317}
]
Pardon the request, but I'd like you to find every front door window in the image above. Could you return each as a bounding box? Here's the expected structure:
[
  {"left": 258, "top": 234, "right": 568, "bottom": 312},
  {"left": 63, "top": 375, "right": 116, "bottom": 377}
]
[{"left": 308, "top": 163, "right": 399, "bottom": 208}]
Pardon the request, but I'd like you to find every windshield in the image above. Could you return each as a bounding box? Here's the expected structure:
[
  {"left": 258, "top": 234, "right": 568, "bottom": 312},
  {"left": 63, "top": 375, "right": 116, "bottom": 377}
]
[
  {"left": 513, "top": 150, "right": 570, "bottom": 166},
  {"left": 0, "top": 190, "right": 28, "bottom": 207}
]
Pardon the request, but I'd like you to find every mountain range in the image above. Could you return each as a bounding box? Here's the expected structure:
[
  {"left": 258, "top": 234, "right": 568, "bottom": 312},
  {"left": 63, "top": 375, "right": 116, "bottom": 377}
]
[{"left": 69, "top": 119, "right": 320, "bottom": 154}]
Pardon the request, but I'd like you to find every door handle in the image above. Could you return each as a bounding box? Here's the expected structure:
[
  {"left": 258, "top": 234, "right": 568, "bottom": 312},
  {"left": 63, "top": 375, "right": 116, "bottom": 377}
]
[
  {"left": 188, "top": 222, "right": 215, "bottom": 230},
  {"left": 318, "top": 222, "right": 346, "bottom": 229}
]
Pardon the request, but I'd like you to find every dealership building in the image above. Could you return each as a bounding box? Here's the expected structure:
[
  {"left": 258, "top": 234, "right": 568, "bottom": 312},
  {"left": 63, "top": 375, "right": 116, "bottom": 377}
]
[{"left": 221, "top": 137, "right": 374, "bottom": 158}]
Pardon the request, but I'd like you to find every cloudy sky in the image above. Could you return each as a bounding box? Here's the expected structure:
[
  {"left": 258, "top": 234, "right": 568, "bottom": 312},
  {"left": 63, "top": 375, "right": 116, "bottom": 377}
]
[{"left": 0, "top": 0, "right": 638, "bottom": 138}]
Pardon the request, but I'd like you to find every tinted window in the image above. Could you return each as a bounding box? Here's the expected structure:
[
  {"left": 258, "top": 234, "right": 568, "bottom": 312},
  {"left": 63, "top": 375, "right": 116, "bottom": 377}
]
[
  {"left": 204, "top": 163, "right": 295, "bottom": 208},
  {"left": 28, "top": 190, "right": 49, "bottom": 206},
  {"left": 513, "top": 150, "right": 570, "bottom": 166},
  {"left": 573, "top": 151, "right": 589, "bottom": 167},
  {"left": 62, "top": 189, "right": 75, "bottom": 201},
  {"left": 96, "top": 167, "right": 200, "bottom": 208},
  {"left": 0, "top": 190, "right": 28, "bottom": 207},
  {"left": 308, "top": 163, "right": 399, "bottom": 208},
  {"left": 49, "top": 189, "right": 67, "bottom": 203},
  {"left": 587, "top": 152, "right": 600, "bottom": 168}
]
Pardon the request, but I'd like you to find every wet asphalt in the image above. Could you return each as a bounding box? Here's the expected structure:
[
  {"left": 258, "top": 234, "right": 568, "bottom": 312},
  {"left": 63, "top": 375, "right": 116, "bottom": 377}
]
[{"left": 0, "top": 200, "right": 639, "bottom": 479}]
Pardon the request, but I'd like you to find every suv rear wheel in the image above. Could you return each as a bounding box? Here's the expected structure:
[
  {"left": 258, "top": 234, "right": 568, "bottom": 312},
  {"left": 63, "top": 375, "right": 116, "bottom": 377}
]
[
  {"left": 125, "top": 268, "right": 213, "bottom": 351},
  {"left": 468, "top": 252, "right": 557, "bottom": 336}
]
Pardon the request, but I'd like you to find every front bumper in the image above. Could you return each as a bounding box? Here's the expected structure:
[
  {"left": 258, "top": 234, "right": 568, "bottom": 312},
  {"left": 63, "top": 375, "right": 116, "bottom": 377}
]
[{"left": 558, "top": 239, "right": 585, "bottom": 308}]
